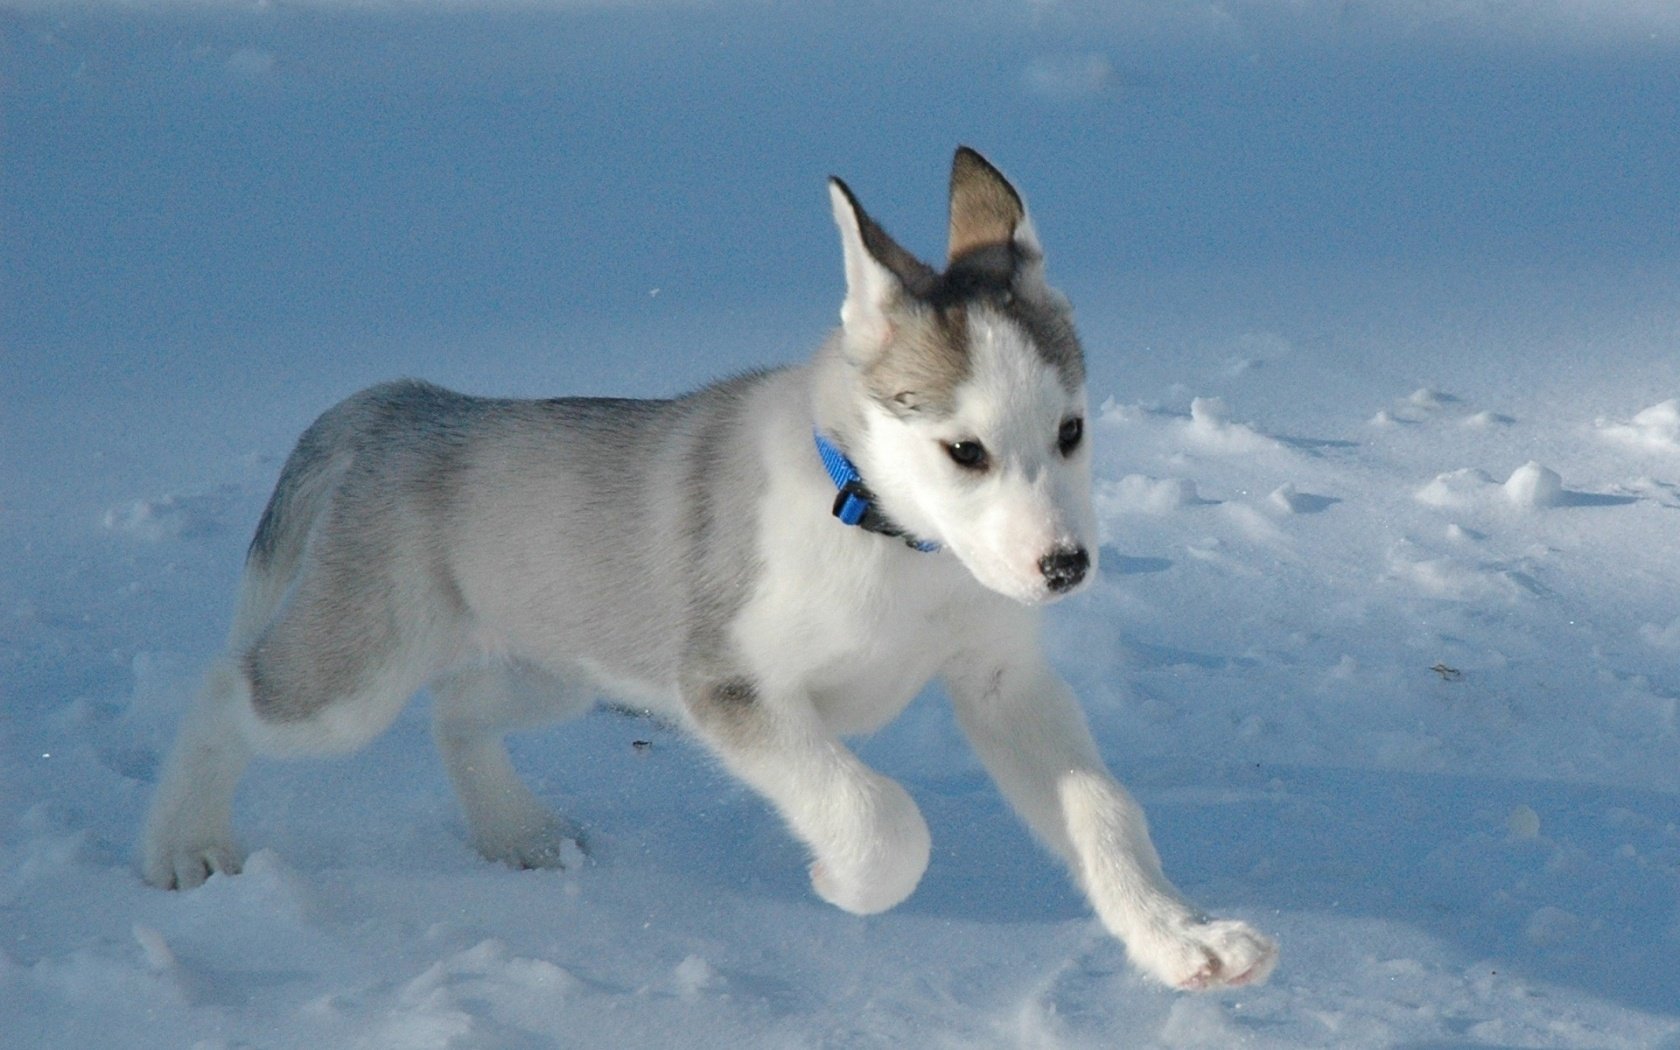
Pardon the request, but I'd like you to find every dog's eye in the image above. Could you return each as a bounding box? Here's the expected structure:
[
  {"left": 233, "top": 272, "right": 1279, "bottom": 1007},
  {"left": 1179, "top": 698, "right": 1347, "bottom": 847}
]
[
  {"left": 946, "top": 440, "right": 989, "bottom": 471},
  {"left": 1057, "top": 417, "right": 1084, "bottom": 456}
]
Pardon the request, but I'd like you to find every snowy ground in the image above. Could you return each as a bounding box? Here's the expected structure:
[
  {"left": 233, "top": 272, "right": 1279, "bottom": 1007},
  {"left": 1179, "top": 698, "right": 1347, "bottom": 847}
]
[{"left": 5, "top": 2, "right": 1680, "bottom": 1047}]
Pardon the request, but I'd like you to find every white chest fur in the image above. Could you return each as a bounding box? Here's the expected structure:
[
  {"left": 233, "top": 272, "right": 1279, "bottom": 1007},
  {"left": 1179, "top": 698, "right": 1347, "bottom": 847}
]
[{"left": 732, "top": 422, "right": 985, "bottom": 735}]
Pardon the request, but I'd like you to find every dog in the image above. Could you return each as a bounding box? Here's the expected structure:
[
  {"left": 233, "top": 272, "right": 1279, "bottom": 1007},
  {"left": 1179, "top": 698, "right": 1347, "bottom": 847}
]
[{"left": 141, "top": 147, "right": 1276, "bottom": 990}]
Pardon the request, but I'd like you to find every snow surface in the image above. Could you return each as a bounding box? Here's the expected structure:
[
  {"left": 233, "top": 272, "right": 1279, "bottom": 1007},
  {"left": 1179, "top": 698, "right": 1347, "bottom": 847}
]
[{"left": 4, "top": 2, "right": 1680, "bottom": 1047}]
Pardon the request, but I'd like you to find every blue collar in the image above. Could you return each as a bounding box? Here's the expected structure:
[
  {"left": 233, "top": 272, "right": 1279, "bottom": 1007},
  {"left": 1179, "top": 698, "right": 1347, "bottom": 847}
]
[{"left": 813, "top": 432, "right": 940, "bottom": 552}]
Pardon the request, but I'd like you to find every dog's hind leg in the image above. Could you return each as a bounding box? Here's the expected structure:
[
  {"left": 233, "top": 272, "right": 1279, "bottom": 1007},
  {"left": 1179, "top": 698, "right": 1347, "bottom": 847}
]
[
  {"left": 432, "top": 661, "right": 591, "bottom": 869},
  {"left": 140, "top": 658, "right": 256, "bottom": 889},
  {"left": 140, "top": 530, "right": 308, "bottom": 891},
  {"left": 143, "top": 545, "right": 451, "bottom": 887}
]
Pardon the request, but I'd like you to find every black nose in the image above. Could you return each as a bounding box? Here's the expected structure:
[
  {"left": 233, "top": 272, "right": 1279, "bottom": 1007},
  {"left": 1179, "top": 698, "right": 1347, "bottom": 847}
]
[{"left": 1039, "top": 547, "right": 1090, "bottom": 593}]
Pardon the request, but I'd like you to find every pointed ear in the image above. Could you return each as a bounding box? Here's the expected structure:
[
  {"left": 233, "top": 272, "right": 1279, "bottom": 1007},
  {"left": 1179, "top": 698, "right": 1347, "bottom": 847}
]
[
  {"left": 829, "top": 177, "right": 934, "bottom": 352},
  {"left": 948, "top": 146, "right": 1046, "bottom": 277}
]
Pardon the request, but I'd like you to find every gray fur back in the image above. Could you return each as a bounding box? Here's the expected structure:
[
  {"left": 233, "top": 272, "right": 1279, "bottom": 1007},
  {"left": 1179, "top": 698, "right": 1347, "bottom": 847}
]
[{"left": 242, "top": 373, "right": 778, "bottom": 720}]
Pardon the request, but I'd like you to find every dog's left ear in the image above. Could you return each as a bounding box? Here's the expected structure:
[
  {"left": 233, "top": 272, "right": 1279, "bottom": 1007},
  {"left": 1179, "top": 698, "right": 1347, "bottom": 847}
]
[{"left": 947, "top": 147, "right": 1048, "bottom": 290}]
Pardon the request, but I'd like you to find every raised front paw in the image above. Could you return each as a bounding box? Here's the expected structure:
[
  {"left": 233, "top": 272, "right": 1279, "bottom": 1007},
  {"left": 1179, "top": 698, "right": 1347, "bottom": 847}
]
[
  {"left": 1132, "top": 916, "right": 1278, "bottom": 991},
  {"left": 807, "top": 777, "right": 931, "bottom": 915}
]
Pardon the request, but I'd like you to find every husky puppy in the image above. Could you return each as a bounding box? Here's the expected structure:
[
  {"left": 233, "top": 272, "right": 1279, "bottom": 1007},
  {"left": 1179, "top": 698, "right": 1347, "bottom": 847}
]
[{"left": 142, "top": 148, "right": 1276, "bottom": 990}]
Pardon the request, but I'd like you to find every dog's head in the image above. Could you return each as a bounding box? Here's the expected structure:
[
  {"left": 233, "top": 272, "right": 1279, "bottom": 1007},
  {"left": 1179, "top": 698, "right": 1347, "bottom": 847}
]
[{"left": 828, "top": 147, "right": 1097, "bottom": 606}]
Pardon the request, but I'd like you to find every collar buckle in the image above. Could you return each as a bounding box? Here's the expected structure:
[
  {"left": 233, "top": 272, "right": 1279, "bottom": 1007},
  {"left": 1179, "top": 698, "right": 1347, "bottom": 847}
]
[{"left": 832, "top": 481, "right": 873, "bottom": 527}]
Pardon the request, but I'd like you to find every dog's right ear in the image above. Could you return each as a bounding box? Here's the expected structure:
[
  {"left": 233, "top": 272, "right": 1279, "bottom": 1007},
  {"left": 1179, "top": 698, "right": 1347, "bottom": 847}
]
[{"left": 829, "top": 178, "right": 934, "bottom": 355}]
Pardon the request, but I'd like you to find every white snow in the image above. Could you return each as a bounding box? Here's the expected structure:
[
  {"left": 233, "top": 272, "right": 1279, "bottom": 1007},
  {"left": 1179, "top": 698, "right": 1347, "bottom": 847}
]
[
  {"left": 5, "top": 2, "right": 1680, "bottom": 1047},
  {"left": 1600, "top": 399, "right": 1680, "bottom": 453},
  {"left": 1502, "top": 461, "right": 1565, "bottom": 510},
  {"left": 1185, "top": 396, "right": 1279, "bottom": 453}
]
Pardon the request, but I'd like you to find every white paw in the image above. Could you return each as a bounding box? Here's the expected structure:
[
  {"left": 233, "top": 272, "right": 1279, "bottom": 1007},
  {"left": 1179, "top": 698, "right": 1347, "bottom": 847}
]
[
  {"left": 473, "top": 814, "right": 586, "bottom": 871},
  {"left": 808, "top": 778, "right": 931, "bottom": 915},
  {"left": 1132, "top": 916, "right": 1278, "bottom": 991},
  {"left": 142, "top": 838, "right": 244, "bottom": 891}
]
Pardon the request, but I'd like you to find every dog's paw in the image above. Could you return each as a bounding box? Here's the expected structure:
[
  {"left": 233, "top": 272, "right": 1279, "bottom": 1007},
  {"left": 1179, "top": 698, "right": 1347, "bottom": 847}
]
[
  {"left": 142, "top": 838, "right": 244, "bottom": 890},
  {"left": 808, "top": 778, "right": 931, "bottom": 915},
  {"left": 474, "top": 815, "right": 586, "bottom": 871},
  {"left": 1131, "top": 916, "right": 1277, "bottom": 991}
]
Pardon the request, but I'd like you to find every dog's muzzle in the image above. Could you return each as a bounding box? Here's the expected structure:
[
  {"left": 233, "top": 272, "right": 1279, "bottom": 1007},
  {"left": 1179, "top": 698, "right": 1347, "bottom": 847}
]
[{"left": 1039, "top": 546, "right": 1090, "bottom": 594}]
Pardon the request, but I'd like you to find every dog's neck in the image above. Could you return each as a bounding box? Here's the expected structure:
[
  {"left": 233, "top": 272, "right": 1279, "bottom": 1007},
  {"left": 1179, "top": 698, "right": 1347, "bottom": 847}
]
[{"left": 812, "top": 431, "right": 939, "bottom": 552}]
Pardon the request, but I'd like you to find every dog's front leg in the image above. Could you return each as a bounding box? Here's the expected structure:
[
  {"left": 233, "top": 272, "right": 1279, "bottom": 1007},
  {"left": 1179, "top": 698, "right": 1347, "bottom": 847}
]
[
  {"left": 946, "top": 647, "right": 1277, "bottom": 991},
  {"left": 686, "top": 676, "right": 931, "bottom": 915}
]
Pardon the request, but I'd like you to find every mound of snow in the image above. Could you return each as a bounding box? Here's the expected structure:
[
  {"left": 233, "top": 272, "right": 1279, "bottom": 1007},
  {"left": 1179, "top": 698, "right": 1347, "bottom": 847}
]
[
  {"left": 1503, "top": 461, "right": 1565, "bottom": 509},
  {"left": 1407, "top": 387, "right": 1459, "bottom": 412},
  {"left": 1375, "top": 387, "right": 1514, "bottom": 429},
  {"left": 1096, "top": 474, "right": 1203, "bottom": 516},
  {"left": 1376, "top": 386, "right": 1463, "bottom": 424},
  {"left": 1268, "top": 482, "right": 1335, "bottom": 515},
  {"left": 1415, "top": 468, "right": 1497, "bottom": 509},
  {"left": 380, "top": 939, "right": 580, "bottom": 1046},
  {"left": 1598, "top": 399, "right": 1680, "bottom": 452},
  {"left": 672, "top": 954, "right": 724, "bottom": 1000},
  {"left": 1384, "top": 544, "right": 1523, "bottom": 602},
  {"left": 102, "top": 486, "right": 235, "bottom": 541},
  {"left": 1463, "top": 409, "right": 1515, "bottom": 428},
  {"left": 1185, "top": 397, "right": 1276, "bottom": 452},
  {"left": 1416, "top": 463, "right": 1567, "bottom": 510}
]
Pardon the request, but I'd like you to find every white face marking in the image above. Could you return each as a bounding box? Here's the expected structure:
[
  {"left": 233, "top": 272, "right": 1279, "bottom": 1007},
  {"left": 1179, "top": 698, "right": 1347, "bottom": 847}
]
[{"left": 859, "top": 309, "right": 1098, "bottom": 605}]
